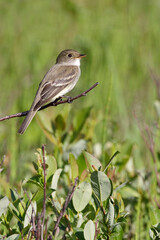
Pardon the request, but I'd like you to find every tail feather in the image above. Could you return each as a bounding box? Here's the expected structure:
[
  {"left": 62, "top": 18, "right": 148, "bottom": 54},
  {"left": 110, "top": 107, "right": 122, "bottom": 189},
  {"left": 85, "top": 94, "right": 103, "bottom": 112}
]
[{"left": 18, "top": 109, "right": 37, "bottom": 134}]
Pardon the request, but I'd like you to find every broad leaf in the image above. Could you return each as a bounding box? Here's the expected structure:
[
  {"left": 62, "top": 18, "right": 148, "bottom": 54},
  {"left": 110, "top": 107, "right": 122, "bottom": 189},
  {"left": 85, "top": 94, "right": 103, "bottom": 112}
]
[
  {"left": 91, "top": 171, "right": 111, "bottom": 202},
  {"left": 111, "top": 224, "right": 123, "bottom": 239},
  {"left": 24, "top": 201, "right": 37, "bottom": 227},
  {"left": 84, "top": 220, "right": 95, "bottom": 240},
  {"left": 73, "top": 181, "right": 92, "bottom": 212},
  {"left": 51, "top": 169, "right": 62, "bottom": 199},
  {"left": 77, "top": 153, "right": 87, "bottom": 177},
  {"left": 149, "top": 207, "right": 160, "bottom": 225},
  {"left": 46, "top": 155, "right": 57, "bottom": 180},
  {"left": 83, "top": 151, "right": 101, "bottom": 172},
  {"left": 69, "top": 153, "right": 79, "bottom": 181},
  {"left": 0, "top": 196, "right": 9, "bottom": 217},
  {"left": 6, "top": 234, "right": 19, "bottom": 240}
]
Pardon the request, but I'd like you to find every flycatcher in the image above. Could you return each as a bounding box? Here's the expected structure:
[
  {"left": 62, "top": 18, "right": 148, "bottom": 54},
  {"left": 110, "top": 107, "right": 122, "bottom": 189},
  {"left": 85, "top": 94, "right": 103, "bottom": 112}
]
[{"left": 18, "top": 49, "right": 86, "bottom": 134}]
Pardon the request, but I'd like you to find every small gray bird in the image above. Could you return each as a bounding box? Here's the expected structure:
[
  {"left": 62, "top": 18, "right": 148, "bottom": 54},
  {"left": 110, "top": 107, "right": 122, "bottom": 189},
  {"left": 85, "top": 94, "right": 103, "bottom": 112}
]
[{"left": 18, "top": 49, "right": 86, "bottom": 134}]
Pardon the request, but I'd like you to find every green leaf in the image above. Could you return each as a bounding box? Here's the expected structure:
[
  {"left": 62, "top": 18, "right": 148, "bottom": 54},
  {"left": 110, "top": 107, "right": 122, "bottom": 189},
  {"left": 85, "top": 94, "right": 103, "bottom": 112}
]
[
  {"left": 55, "top": 114, "right": 66, "bottom": 131},
  {"left": 6, "top": 234, "right": 19, "bottom": 240},
  {"left": 69, "top": 153, "right": 79, "bottom": 181},
  {"left": 83, "top": 204, "right": 96, "bottom": 220},
  {"left": 8, "top": 203, "right": 22, "bottom": 222},
  {"left": 73, "top": 181, "right": 92, "bottom": 212},
  {"left": 84, "top": 220, "right": 95, "bottom": 240},
  {"left": 32, "top": 188, "right": 53, "bottom": 205},
  {"left": 74, "top": 228, "right": 85, "bottom": 240},
  {"left": 149, "top": 228, "right": 154, "bottom": 239},
  {"left": 111, "top": 224, "right": 123, "bottom": 239},
  {"left": 32, "top": 161, "right": 39, "bottom": 171},
  {"left": 12, "top": 198, "right": 23, "bottom": 212},
  {"left": 149, "top": 207, "right": 160, "bottom": 226},
  {"left": 71, "top": 106, "right": 92, "bottom": 142},
  {"left": 21, "top": 225, "right": 31, "bottom": 237},
  {"left": 108, "top": 199, "right": 115, "bottom": 227},
  {"left": 77, "top": 153, "right": 87, "bottom": 177},
  {"left": 149, "top": 225, "right": 160, "bottom": 239},
  {"left": 91, "top": 171, "right": 111, "bottom": 202},
  {"left": 0, "top": 196, "right": 10, "bottom": 217},
  {"left": 104, "top": 151, "right": 120, "bottom": 172},
  {"left": 119, "top": 186, "right": 139, "bottom": 198},
  {"left": 83, "top": 151, "right": 101, "bottom": 172},
  {"left": 10, "top": 189, "right": 18, "bottom": 202},
  {"left": 46, "top": 155, "right": 57, "bottom": 180},
  {"left": 24, "top": 201, "right": 37, "bottom": 227},
  {"left": 51, "top": 169, "right": 62, "bottom": 199},
  {"left": 26, "top": 176, "right": 43, "bottom": 189}
]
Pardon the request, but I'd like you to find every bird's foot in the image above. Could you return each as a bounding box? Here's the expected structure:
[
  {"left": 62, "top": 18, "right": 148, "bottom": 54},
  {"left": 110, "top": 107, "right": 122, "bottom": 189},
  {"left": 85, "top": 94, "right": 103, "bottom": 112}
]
[{"left": 61, "top": 95, "right": 72, "bottom": 103}]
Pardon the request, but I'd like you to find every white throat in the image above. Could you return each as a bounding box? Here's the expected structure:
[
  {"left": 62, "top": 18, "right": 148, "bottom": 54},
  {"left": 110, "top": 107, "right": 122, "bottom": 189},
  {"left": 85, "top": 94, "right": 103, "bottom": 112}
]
[
  {"left": 62, "top": 58, "right": 80, "bottom": 66},
  {"left": 71, "top": 58, "right": 80, "bottom": 66},
  {"left": 58, "top": 58, "right": 81, "bottom": 66}
]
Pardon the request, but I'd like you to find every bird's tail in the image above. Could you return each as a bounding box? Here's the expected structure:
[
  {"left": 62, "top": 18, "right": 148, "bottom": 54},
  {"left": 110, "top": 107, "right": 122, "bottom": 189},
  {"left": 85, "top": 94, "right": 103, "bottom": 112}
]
[{"left": 18, "top": 109, "right": 37, "bottom": 134}]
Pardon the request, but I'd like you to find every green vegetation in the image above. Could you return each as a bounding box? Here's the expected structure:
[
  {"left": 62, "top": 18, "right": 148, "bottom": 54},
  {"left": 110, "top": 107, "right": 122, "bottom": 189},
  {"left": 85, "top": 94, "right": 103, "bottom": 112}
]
[{"left": 0, "top": 0, "right": 160, "bottom": 239}]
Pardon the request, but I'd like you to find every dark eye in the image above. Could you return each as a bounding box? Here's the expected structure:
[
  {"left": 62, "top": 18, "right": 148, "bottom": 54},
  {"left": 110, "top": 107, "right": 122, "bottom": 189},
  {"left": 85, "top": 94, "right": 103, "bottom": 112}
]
[{"left": 68, "top": 54, "right": 72, "bottom": 57}]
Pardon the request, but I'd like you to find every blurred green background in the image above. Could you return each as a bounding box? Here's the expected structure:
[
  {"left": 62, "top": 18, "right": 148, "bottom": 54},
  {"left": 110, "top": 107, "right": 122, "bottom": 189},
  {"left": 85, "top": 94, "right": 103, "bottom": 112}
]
[
  {"left": 0, "top": 0, "right": 160, "bottom": 238},
  {"left": 0, "top": 0, "right": 160, "bottom": 190}
]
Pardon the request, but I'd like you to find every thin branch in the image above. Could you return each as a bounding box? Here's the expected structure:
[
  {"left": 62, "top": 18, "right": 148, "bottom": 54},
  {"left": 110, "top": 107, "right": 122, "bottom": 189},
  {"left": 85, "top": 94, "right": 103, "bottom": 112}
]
[
  {"left": 0, "top": 82, "right": 99, "bottom": 122},
  {"left": 36, "top": 213, "right": 41, "bottom": 240},
  {"left": 53, "top": 177, "right": 79, "bottom": 236},
  {"left": 41, "top": 144, "right": 47, "bottom": 227},
  {"left": 94, "top": 221, "right": 99, "bottom": 240}
]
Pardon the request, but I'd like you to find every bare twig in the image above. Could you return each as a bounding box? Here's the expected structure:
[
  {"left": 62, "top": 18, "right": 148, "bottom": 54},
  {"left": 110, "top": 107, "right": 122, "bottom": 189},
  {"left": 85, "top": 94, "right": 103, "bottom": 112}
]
[
  {"left": 36, "top": 214, "right": 41, "bottom": 240},
  {"left": 53, "top": 177, "right": 79, "bottom": 236},
  {"left": 94, "top": 221, "right": 99, "bottom": 240},
  {"left": 41, "top": 224, "right": 44, "bottom": 240},
  {"left": 0, "top": 82, "right": 99, "bottom": 122},
  {"left": 41, "top": 144, "right": 47, "bottom": 227}
]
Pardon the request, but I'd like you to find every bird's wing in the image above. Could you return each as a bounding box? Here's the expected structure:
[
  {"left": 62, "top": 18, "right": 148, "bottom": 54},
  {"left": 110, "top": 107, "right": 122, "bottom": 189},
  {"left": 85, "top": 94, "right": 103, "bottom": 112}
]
[{"left": 32, "top": 64, "right": 79, "bottom": 110}]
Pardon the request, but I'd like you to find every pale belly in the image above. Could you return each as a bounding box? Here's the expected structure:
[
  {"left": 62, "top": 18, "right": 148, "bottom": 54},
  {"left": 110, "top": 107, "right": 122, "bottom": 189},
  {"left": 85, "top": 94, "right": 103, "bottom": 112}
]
[{"left": 51, "top": 71, "right": 80, "bottom": 101}]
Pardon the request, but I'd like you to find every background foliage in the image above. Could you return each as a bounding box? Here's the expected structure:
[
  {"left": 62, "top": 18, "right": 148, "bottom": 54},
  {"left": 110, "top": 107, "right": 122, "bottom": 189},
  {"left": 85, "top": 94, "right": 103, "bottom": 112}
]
[{"left": 0, "top": 0, "right": 160, "bottom": 239}]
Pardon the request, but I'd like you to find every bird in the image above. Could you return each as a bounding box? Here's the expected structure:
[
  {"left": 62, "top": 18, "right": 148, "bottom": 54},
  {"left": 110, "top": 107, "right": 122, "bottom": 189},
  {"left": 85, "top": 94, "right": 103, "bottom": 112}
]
[{"left": 18, "top": 49, "right": 86, "bottom": 134}]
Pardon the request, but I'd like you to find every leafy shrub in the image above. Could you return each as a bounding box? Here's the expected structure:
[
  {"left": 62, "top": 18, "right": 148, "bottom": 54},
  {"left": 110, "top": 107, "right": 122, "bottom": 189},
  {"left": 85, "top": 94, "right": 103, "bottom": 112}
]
[{"left": 0, "top": 144, "right": 127, "bottom": 239}]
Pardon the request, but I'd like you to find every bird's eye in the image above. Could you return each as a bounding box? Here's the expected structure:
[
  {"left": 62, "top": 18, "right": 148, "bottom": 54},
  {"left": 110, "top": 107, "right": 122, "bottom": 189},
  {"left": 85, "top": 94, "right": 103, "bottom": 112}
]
[{"left": 68, "top": 54, "right": 72, "bottom": 57}]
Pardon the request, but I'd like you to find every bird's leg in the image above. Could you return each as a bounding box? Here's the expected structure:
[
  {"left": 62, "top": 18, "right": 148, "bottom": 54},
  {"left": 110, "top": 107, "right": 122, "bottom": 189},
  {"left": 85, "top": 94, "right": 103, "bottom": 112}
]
[{"left": 61, "top": 95, "right": 72, "bottom": 103}]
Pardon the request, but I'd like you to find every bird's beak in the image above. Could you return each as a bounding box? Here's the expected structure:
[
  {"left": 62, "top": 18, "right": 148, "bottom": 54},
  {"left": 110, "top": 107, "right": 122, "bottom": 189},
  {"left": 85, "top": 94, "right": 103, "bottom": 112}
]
[{"left": 78, "top": 54, "right": 87, "bottom": 59}]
